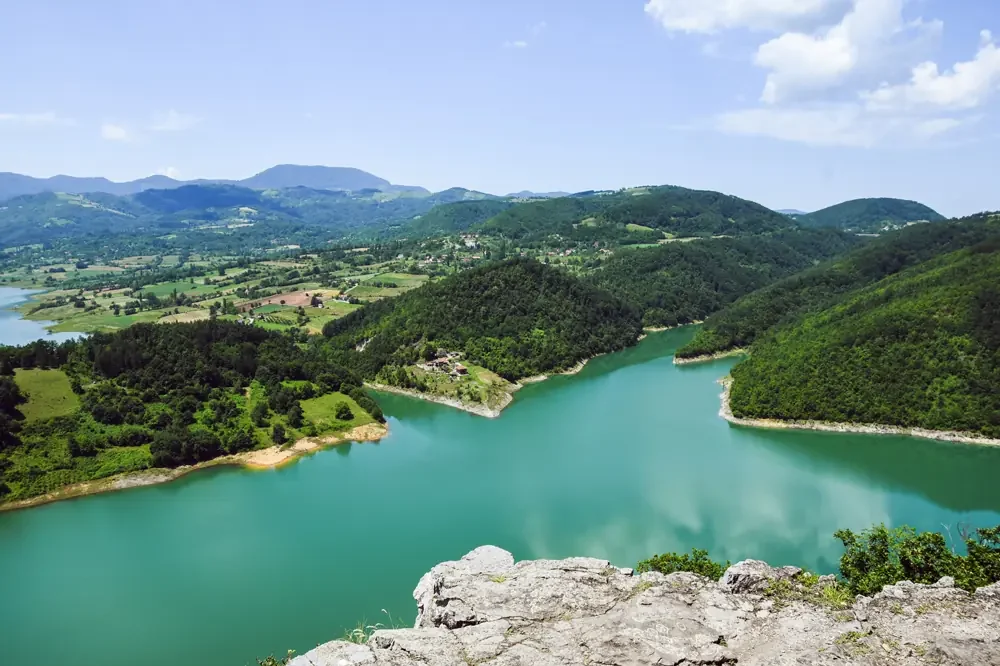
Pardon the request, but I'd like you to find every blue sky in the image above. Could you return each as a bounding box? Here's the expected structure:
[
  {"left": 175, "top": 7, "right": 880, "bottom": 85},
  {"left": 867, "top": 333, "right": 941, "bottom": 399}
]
[{"left": 2, "top": 0, "right": 999, "bottom": 216}]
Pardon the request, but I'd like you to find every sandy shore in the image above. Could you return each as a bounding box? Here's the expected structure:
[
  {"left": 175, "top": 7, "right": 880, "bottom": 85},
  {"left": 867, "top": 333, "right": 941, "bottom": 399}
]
[
  {"left": 674, "top": 348, "right": 747, "bottom": 366},
  {"left": 0, "top": 423, "right": 390, "bottom": 513},
  {"left": 643, "top": 320, "right": 703, "bottom": 333},
  {"left": 718, "top": 377, "right": 1000, "bottom": 447}
]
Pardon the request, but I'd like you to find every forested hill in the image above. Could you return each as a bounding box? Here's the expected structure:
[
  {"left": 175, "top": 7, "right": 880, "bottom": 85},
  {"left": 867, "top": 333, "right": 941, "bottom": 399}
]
[
  {"left": 678, "top": 214, "right": 1000, "bottom": 360},
  {"left": 587, "top": 229, "right": 864, "bottom": 328},
  {"left": 795, "top": 198, "right": 945, "bottom": 233},
  {"left": 0, "top": 321, "right": 385, "bottom": 503},
  {"left": 727, "top": 234, "right": 1000, "bottom": 437},
  {"left": 322, "top": 258, "right": 643, "bottom": 380},
  {"left": 472, "top": 186, "right": 793, "bottom": 242}
]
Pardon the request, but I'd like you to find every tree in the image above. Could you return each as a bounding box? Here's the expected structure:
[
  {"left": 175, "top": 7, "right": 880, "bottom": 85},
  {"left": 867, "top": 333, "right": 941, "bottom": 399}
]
[
  {"left": 251, "top": 401, "right": 270, "bottom": 427},
  {"left": 335, "top": 402, "right": 354, "bottom": 421},
  {"left": 271, "top": 423, "right": 287, "bottom": 445},
  {"left": 286, "top": 403, "right": 304, "bottom": 428}
]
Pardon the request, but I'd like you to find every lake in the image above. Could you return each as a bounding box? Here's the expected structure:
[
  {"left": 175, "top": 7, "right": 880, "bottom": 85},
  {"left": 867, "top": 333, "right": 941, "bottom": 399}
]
[
  {"left": 2, "top": 327, "right": 1000, "bottom": 666},
  {"left": 0, "top": 287, "right": 81, "bottom": 346}
]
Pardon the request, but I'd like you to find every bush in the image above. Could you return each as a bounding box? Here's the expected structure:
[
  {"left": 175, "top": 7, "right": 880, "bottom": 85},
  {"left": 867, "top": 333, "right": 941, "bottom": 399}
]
[
  {"left": 636, "top": 548, "right": 729, "bottom": 580},
  {"left": 335, "top": 402, "right": 354, "bottom": 421}
]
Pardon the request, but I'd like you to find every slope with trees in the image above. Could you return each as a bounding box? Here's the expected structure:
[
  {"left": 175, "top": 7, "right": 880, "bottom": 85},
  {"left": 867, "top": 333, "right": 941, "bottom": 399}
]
[
  {"left": 587, "top": 229, "right": 863, "bottom": 328},
  {"left": 795, "top": 198, "right": 945, "bottom": 233},
  {"left": 678, "top": 214, "right": 1000, "bottom": 360}
]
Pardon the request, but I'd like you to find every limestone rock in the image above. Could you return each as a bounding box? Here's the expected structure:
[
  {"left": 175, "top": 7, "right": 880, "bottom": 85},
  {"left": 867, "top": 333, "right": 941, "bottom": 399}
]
[{"left": 292, "top": 548, "right": 1000, "bottom": 666}]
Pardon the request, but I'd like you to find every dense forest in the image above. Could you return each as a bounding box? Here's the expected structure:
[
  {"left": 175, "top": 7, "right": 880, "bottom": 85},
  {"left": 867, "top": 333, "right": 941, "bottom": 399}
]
[
  {"left": 322, "top": 258, "right": 643, "bottom": 381},
  {"left": 0, "top": 322, "right": 383, "bottom": 502},
  {"left": 678, "top": 215, "right": 1000, "bottom": 359},
  {"left": 587, "top": 229, "right": 863, "bottom": 328},
  {"left": 727, "top": 239, "right": 1000, "bottom": 437},
  {"left": 477, "top": 186, "right": 795, "bottom": 242},
  {"left": 795, "top": 198, "right": 945, "bottom": 233}
]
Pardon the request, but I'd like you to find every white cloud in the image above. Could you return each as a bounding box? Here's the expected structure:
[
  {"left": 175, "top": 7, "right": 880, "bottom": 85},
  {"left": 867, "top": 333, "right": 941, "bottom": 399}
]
[
  {"left": 863, "top": 33, "right": 1000, "bottom": 112},
  {"left": 530, "top": 21, "right": 547, "bottom": 35},
  {"left": 644, "top": 0, "right": 837, "bottom": 34},
  {"left": 157, "top": 167, "right": 181, "bottom": 179},
  {"left": 716, "top": 104, "right": 967, "bottom": 147},
  {"left": 0, "top": 112, "right": 74, "bottom": 126},
  {"left": 754, "top": 0, "right": 936, "bottom": 104},
  {"left": 503, "top": 40, "right": 529, "bottom": 49},
  {"left": 100, "top": 123, "right": 131, "bottom": 141},
  {"left": 150, "top": 109, "right": 201, "bottom": 132}
]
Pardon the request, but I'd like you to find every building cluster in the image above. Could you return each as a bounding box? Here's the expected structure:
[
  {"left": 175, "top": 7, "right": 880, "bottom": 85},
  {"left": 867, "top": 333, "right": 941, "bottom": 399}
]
[{"left": 420, "top": 350, "right": 468, "bottom": 377}]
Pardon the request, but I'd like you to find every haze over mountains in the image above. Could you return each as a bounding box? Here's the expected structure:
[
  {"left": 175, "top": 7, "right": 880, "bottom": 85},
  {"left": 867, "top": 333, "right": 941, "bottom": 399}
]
[{"left": 0, "top": 165, "right": 428, "bottom": 200}]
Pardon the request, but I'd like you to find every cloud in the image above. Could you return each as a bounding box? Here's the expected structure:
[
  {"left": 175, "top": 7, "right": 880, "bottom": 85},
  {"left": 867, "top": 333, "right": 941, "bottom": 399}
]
[
  {"left": 0, "top": 112, "right": 74, "bottom": 126},
  {"left": 863, "top": 32, "right": 1000, "bottom": 112},
  {"left": 100, "top": 123, "right": 131, "bottom": 141},
  {"left": 503, "top": 40, "right": 529, "bottom": 49},
  {"left": 157, "top": 166, "right": 181, "bottom": 179},
  {"left": 531, "top": 21, "right": 547, "bottom": 36},
  {"left": 716, "top": 104, "right": 967, "bottom": 147},
  {"left": 644, "top": 0, "right": 838, "bottom": 34},
  {"left": 754, "top": 0, "right": 941, "bottom": 104},
  {"left": 150, "top": 109, "right": 201, "bottom": 132}
]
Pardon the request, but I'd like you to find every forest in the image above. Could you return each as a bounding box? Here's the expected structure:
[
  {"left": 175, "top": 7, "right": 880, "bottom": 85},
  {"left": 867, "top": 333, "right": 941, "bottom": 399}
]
[
  {"left": 0, "top": 321, "right": 384, "bottom": 502},
  {"left": 678, "top": 214, "right": 1000, "bottom": 360},
  {"left": 727, "top": 239, "right": 1000, "bottom": 437},
  {"left": 322, "top": 257, "right": 643, "bottom": 381},
  {"left": 795, "top": 197, "right": 944, "bottom": 233},
  {"left": 587, "top": 229, "right": 863, "bottom": 328}
]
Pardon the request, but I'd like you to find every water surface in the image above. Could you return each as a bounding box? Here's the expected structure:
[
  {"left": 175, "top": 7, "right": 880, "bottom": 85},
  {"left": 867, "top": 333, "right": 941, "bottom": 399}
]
[
  {"left": 0, "top": 287, "right": 80, "bottom": 346},
  {"left": 2, "top": 328, "right": 999, "bottom": 666}
]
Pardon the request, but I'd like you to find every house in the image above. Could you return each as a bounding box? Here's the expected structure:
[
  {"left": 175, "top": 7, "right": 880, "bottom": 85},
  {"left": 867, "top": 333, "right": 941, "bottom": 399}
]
[{"left": 454, "top": 364, "right": 468, "bottom": 376}]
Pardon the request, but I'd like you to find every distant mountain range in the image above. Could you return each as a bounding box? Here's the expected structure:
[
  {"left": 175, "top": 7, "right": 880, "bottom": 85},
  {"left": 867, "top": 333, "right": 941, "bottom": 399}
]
[
  {"left": 776, "top": 209, "right": 809, "bottom": 216},
  {"left": 795, "top": 198, "right": 945, "bottom": 233},
  {"left": 0, "top": 165, "right": 429, "bottom": 201}
]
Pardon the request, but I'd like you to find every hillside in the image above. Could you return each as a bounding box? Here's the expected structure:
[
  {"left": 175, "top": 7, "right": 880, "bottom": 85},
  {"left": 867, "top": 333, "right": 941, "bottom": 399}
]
[
  {"left": 588, "top": 229, "right": 863, "bottom": 328},
  {"left": 796, "top": 198, "right": 945, "bottom": 233},
  {"left": 727, "top": 236, "right": 1000, "bottom": 438},
  {"left": 0, "top": 165, "right": 422, "bottom": 200},
  {"left": 678, "top": 214, "right": 1000, "bottom": 359},
  {"left": 323, "top": 258, "right": 643, "bottom": 383},
  {"left": 0, "top": 321, "right": 385, "bottom": 503},
  {"left": 475, "top": 186, "right": 793, "bottom": 242}
]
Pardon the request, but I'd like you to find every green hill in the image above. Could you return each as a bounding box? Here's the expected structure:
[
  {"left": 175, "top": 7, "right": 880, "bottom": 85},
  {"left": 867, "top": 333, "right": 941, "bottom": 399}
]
[
  {"left": 678, "top": 215, "right": 1000, "bottom": 360},
  {"left": 588, "top": 229, "right": 863, "bottom": 328},
  {"left": 475, "top": 186, "right": 792, "bottom": 242},
  {"left": 796, "top": 198, "right": 945, "bottom": 233},
  {"left": 727, "top": 234, "right": 1000, "bottom": 437},
  {"left": 322, "top": 258, "right": 643, "bottom": 381}
]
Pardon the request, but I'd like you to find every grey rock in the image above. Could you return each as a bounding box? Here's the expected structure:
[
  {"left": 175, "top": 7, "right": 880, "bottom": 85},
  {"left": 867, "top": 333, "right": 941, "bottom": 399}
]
[
  {"left": 297, "top": 548, "right": 1000, "bottom": 666},
  {"left": 719, "top": 558, "right": 802, "bottom": 593}
]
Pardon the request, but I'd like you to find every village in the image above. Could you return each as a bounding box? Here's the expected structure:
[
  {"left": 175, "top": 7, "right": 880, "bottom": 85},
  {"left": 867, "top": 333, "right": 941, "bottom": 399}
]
[{"left": 419, "top": 350, "right": 469, "bottom": 378}]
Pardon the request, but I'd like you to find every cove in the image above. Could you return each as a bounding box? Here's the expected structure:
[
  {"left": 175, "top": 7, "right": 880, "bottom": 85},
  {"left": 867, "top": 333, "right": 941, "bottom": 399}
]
[
  {"left": 0, "top": 287, "right": 80, "bottom": 346},
  {"left": 2, "top": 328, "right": 1000, "bottom": 666}
]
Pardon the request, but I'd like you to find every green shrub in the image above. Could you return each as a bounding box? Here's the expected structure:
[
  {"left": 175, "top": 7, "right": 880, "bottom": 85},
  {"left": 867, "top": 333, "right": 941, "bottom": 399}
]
[{"left": 636, "top": 548, "right": 729, "bottom": 580}]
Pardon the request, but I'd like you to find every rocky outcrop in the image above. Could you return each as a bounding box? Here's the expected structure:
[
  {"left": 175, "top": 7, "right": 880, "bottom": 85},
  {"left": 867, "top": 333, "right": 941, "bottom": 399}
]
[{"left": 289, "top": 546, "right": 1000, "bottom": 666}]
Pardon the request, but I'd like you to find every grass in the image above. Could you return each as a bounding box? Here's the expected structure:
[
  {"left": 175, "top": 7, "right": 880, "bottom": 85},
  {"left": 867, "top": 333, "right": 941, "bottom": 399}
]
[
  {"left": 300, "top": 392, "right": 374, "bottom": 433},
  {"left": 14, "top": 369, "right": 80, "bottom": 422}
]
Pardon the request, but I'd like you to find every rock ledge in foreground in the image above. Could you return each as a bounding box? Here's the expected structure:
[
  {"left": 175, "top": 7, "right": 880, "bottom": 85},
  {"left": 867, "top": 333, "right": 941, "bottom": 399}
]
[{"left": 289, "top": 546, "right": 1000, "bottom": 666}]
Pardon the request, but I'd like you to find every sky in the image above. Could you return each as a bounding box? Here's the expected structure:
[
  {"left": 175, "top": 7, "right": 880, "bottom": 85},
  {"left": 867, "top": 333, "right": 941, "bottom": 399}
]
[{"left": 2, "top": 0, "right": 999, "bottom": 216}]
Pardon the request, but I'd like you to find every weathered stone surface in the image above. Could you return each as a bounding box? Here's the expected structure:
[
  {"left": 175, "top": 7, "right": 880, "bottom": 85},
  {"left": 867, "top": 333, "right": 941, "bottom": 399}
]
[{"left": 289, "top": 547, "right": 1000, "bottom": 666}]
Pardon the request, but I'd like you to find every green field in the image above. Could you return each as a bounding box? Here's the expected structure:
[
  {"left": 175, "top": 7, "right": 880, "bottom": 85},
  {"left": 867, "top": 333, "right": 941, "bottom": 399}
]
[
  {"left": 14, "top": 369, "right": 80, "bottom": 422},
  {"left": 300, "top": 392, "right": 374, "bottom": 433}
]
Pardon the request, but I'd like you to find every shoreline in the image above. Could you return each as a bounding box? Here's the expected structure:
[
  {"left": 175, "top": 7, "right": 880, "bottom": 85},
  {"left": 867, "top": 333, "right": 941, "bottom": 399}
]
[
  {"left": 718, "top": 377, "right": 1000, "bottom": 448},
  {"left": 643, "top": 320, "right": 703, "bottom": 333},
  {"left": 674, "top": 348, "right": 746, "bottom": 366},
  {"left": 0, "top": 423, "right": 389, "bottom": 513},
  {"left": 369, "top": 355, "right": 601, "bottom": 419}
]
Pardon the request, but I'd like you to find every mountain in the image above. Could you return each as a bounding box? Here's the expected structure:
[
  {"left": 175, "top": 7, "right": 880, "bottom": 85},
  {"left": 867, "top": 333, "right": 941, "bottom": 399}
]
[
  {"left": 322, "top": 257, "right": 643, "bottom": 381},
  {"left": 678, "top": 214, "right": 1000, "bottom": 361},
  {"left": 777, "top": 209, "right": 808, "bottom": 216},
  {"left": 795, "top": 198, "right": 945, "bottom": 233},
  {"left": 0, "top": 165, "right": 425, "bottom": 200},
  {"left": 587, "top": 229, "right": 864, "bottom": 328},
  {"left": 506, "top": 190, "right": 571, "bottom": 199},
  {"left": 474, "top": 186, "right": 794, "bottom": 242},
  {"left": 726, "top": 224, "right": 1000, "bottom": 438}
]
